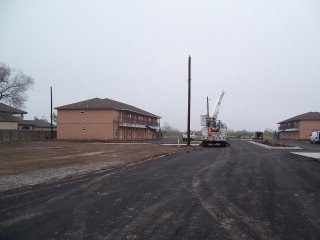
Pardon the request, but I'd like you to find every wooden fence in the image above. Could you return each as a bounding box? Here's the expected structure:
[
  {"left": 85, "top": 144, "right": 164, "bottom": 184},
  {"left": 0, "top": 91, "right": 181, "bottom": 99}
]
[{"left": 0, "top": 130, "right": 57, "bottom": 143}]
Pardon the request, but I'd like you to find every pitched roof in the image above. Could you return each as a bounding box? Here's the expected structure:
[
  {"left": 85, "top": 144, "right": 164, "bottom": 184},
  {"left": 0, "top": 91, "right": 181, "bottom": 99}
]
[
  {"left": 0, "top": 114, "right": 21, "bottom": 122},
  {"left": 55, "top": 98, "right": 160, "bottom": 118},
  {"left": 0, "top": 102, "right": 27, "bottom": 114},
  {"left": 0, "top": 114, "right": 56, "bottom": 128},
  {"left": 278, "top": 112, "right": 320, "bottom": 124},
  {"left": 19, "top": 120, "right": 56, "bottom": 128}
]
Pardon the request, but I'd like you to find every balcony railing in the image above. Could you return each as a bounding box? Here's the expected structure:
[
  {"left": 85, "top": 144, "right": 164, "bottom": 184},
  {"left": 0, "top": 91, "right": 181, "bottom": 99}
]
[{"left": 114, "top": 118, "right": 159, "bottom": 128}]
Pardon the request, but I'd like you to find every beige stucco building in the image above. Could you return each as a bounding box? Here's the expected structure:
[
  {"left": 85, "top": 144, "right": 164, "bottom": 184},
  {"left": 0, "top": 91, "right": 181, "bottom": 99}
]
[
  {"left": 0, "top": 102, "right": 56, "bottom": 131},
  {"left": 0, "top": 102, "right": 26, "bottom": 129},
  {"left": 278, "top": 112, "right": 320, "bottom": 140},
  {"left": 55, "top": 98, "right": 161, "bottom": 140}
]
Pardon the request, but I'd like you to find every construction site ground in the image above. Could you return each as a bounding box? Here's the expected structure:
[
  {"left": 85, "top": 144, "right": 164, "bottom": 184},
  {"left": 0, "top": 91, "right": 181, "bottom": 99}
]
[
  {"left": 0, "top": 140, "right": 181, "bottom": 192},
  {"left": 1, "top": 139, "right": 319, "bottom": 239}
]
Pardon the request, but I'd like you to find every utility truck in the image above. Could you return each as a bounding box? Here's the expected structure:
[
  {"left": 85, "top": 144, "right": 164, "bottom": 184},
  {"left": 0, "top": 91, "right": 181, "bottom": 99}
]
[{"left": 200, "top": 90, "right": 228, "bottom": 147}]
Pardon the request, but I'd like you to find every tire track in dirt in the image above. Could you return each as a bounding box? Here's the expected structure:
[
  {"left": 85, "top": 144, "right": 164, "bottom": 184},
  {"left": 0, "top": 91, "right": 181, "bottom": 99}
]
[
  {"left": 1, "top": 152, "right": 176, "bottom": 234},
  {"left": 192, "top": 142, "right": 281, "bottom": 239},
  {"left": 0, "top": 169, "right": 119, "bottom": 228}
]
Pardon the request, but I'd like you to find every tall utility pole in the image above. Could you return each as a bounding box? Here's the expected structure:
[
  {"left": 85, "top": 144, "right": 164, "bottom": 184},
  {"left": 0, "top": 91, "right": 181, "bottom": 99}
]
[
  {"left": 50, "top": 86, "right": 53, "bottom": 139},
  {"left": 187, "top": 55, "right": 191, "bottom": 146}
]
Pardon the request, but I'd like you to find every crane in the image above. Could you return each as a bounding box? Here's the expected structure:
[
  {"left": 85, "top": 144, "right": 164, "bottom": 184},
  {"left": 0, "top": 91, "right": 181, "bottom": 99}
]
[
  {"left": 211, "top": 90, "right": 225, "bottom": 120},
  {"left": 200, "top": 90, "right": 228, "bottom": 147}
]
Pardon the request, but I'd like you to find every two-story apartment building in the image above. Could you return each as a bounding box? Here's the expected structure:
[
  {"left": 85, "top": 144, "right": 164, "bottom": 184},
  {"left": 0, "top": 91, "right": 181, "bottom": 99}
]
[
  {"left": 55, "top": 98, "right": 161, "bottom": 140},
  {"left": 278, "top": 112, "right": 320, "bottom": 140}
]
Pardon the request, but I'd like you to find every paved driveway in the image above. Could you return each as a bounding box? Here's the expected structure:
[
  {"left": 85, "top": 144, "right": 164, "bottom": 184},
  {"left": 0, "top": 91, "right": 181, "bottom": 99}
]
[{"left": 1, "top": 140, "right": 319, "bottom": 240}]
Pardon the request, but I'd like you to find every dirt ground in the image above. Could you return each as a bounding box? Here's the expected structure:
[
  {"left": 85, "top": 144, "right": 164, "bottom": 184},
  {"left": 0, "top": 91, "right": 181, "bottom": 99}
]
[{"left": 0, "top": 141, "right": 181, "bottom": 192}]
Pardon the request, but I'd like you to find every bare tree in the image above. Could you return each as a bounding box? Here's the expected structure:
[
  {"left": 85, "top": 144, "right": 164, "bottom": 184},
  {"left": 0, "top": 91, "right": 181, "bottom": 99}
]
[
  {"left": 52, "top": 111, "right": 57, "bottom": 124},
  {"left": 161, "top": 122, "right": 180, "bottom": 134},
  {"left": 0, "top": 63, "right": 34, "bottom": 108}
]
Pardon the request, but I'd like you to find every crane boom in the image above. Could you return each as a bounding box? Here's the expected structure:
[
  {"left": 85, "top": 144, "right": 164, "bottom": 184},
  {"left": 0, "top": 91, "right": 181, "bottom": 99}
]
[{"left": 211, "top": 90, "right": 225, "bottom": 119}]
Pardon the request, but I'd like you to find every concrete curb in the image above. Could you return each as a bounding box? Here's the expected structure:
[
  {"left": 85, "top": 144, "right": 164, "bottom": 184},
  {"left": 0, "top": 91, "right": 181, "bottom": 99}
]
[
  {"left": 249, "top": 141, "right": 302, "bottom": 150},
  {"left": 291, "top": 152, "right": 320, "bottom": 161}
]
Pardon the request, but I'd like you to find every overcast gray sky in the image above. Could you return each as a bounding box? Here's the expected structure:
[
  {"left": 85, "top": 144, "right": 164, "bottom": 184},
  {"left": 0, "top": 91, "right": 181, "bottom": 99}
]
[{"left": 1, "top": 0, "right": 319, "bottom": 131}]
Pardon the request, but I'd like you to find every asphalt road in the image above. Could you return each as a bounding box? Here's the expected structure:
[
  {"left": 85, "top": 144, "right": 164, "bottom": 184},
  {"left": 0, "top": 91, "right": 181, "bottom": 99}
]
[{"left": 1, "top": 140, "right": 319, "bottom": 240}]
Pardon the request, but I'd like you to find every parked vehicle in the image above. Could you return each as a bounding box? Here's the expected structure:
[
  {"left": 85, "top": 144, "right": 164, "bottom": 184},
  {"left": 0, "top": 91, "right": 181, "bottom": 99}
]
[
  {"left": 200, "top": 90, "right": 228, "bottom": 147},
  {"left": 182, "top": 131, "right": 196, "bottom": 141},
  {"left": 310, "top": 131, "right": 320, "bottom": 144},
  {"left": 253, "top": 131, "right": 263, "bottom": 140}
]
